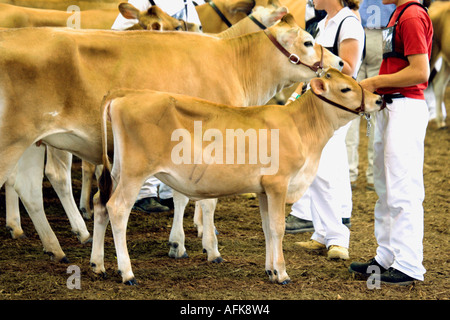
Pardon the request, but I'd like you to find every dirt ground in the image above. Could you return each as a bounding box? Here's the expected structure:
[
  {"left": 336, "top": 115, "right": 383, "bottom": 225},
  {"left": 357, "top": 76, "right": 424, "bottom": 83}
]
[{"left": 0, "top": 91, "right": 448, "bottom": 307}]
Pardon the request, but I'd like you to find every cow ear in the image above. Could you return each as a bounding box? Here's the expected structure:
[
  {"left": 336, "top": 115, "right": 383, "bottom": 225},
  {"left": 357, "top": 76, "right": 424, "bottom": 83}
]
[
  {"left": 264, "top": 6, "right": 288, "bottom": 25},
  {"left": 310, "top": 78, "right": 327, "bottom": 95},
  {"left": 226, "top": 0, "right": 254, "bottom": 14},
  {"left": 119, "top": 3, "right": 140, "bottom": 20},
  {"left": 280, "top": 13, "right": 297, "bottom": 27}
]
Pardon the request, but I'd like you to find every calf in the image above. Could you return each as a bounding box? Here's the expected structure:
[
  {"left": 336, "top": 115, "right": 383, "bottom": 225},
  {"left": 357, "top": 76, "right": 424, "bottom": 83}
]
[
  {"left": 0, "top": 13, "right": 342, "bottom": 263},
  {"left": 95, "top": 68, "right": 383, "bottom": 285}
]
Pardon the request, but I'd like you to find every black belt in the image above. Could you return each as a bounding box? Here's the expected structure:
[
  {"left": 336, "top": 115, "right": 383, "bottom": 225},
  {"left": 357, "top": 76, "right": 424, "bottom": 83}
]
[{"left": 382, "top": 93, "right": 405, "bottom": 104}]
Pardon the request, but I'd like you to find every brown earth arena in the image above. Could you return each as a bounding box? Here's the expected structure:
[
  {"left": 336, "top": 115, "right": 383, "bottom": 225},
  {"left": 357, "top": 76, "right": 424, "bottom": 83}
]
[{"left": 0, "top": 88, "right": 448, "bottom": 301}]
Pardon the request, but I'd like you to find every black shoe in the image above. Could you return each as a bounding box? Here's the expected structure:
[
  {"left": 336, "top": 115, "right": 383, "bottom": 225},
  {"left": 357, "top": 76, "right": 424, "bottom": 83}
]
[
  {"left": 349, "top": 257, "right": 387, "bottom": 277},
  {"left": 159, "top": 197, "right": 174, "bottom": 210},
  {"left": 285, "top": 215, "right": 314, "bottom": 233},
  {"left": 342, "top": 218, "right": 351, "bottom": 228},
  {"left": 132, "top": 197, "right": 170, "bottom": 213},
  {"left": 380, "top": 268, "right": 416, "bottom": 286}
]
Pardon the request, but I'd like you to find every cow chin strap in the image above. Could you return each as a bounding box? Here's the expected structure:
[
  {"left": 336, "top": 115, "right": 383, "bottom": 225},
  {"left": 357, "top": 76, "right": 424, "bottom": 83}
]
[
  {"left": 310, "top": 83, "right": 367, "bottom": 116},
  {"left": 311, "top": 83, "right": 372, "bottom": 136},
  {"left": 264, "top": 29, "right": 324, "bottom": 74}
]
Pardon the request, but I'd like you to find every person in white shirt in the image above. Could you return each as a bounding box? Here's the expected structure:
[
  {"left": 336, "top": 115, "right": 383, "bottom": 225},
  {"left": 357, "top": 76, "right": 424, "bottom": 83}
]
[
  {"left": 286, "top": 0, "right": 365, "bottom": 260},
  {"left": 111, "top": 0, "right": 204, "bottom": 213}
]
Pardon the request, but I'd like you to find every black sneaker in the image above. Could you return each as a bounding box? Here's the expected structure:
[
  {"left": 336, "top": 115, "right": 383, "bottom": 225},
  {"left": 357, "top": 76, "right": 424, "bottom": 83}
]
[
  {"left": 132, "top": 197, "right": 170, "bottom": 213},
  {"left": 349, "top": 257, "right": 387, "bottom": 277},
  {"left": 342, "top": 218, "right": 351, "bottom": 228},
  {"left": 285, "top": 215, "right": 314, "bottom": 233},
  {"left": 380, "top": 268, "right": 416, "bottom": 286},
  {"left": 159, "top": 197, "right": 174, "bottom": 210}
]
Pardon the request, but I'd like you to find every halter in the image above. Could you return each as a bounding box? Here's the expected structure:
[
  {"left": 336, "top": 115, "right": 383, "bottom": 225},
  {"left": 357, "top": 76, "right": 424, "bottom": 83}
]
[
  {"left": 264, "top": 29, "right": 324, "bottom": 75},
  {"left": 310, "top": 82, "right": 367, "bottom": 116},
  {"left": 209, "top": 1, "right": 268, "bottom": 30}
]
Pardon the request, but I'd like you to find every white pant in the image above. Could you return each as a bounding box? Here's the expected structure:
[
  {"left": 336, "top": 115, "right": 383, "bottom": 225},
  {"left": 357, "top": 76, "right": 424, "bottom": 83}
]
[
  {"left": 290, "top": 124, "right": 352, "bottom": 248},
  {"left": 373, "top": 97, "right": 428, "bottom": 281},
  {"left": 137, "top": 176, "right": 173, "bottom": 201}
]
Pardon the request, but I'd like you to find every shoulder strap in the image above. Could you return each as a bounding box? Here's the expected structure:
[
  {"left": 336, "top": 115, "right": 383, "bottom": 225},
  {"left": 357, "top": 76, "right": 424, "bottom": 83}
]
[
  {"left": 149, "top": 0, "right": 156, "bottom": 6},
  {"left": 332, "top": 16, "right": 360, "bottom": 56},
  {"left": 389, "top": 2, "right": 428, "bottom": 28}
]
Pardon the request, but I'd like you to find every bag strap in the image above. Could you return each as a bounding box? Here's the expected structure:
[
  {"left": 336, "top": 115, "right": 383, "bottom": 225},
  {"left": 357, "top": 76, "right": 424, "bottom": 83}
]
[{"left": 332, "top": 16, "right": 365, "bottom": 60}]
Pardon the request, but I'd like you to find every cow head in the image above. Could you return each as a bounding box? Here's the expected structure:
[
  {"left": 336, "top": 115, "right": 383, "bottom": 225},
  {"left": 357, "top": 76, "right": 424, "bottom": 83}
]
[
  {"left": 118, "top": 3, "right": 200, "bottom": 32},
  {"left": 266, "top": 14, "right": 344, "bottom": 78},
  {"left": 310, "top": 68, "right": 383, "bottom": 123},
  {"left": 251, "top": 4, "right": 288, "bottom": 27},
  {"left": 224, "top": 0, "right": 282, "bottom": 14}
]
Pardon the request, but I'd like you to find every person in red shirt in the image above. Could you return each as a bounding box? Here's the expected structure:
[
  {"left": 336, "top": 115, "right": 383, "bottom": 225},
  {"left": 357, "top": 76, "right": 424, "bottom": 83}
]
[{"left": 349, "top": 0, "right": 432, "bottom": 285}]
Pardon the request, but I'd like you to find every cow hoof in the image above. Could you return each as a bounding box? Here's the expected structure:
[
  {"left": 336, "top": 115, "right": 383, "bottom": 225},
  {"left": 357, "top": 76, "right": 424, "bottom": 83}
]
[
  {"left": 81, "top": 237, "right": 93, "bottom": 245},
  {"left": 211, "top": 257, "right": 224, "bottom": 263},
  {"left": 168, "top": 241, "right": 188, "bottom": 259},
  {"left": 80, "top": 207, "right": 92, "bottom": 220},
  {"left": 124, "top": 278, "right": 138, "bottom": 286},
  {"left": 278, "top": 279, "right": 292, "bottom": 285},
  {"left": 59, "top": 256, "right": 70, "bottom": 264}
]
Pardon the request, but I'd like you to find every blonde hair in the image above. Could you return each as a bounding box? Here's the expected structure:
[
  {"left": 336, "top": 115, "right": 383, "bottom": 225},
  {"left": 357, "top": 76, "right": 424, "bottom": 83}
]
[{"left": 342, "top": 0, "right": 360, "bottom": 10}]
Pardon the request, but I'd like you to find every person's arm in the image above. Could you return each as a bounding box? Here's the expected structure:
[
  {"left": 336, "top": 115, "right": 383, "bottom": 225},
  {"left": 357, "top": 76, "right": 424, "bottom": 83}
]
[
  {"left": 360, "top": 53, "right": 430, "bottom": 92},
  {"left": 338, "top": 38, "right": 362, "bottom": 76}
]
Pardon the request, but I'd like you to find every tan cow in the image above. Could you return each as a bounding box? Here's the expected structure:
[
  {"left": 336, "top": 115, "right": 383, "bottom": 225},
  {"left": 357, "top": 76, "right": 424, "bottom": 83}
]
[
  {"left": 0, "top": 13, "right": 343, "bottom": 262},
  {"left": 0, "top": 3, "right": 119, "bottom": 29},
  {"left": 428, "top": 1, "right": 449, "bottom": 129},
  {"left": 95, "top": 68, "right": 383, "bottom": 285},
  {"left": 2, "top": 2, "right": 201, "bottom": 243}
]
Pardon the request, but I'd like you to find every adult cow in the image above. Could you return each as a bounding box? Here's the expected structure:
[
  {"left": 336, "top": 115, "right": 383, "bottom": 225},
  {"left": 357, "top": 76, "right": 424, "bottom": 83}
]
[
  {"left": 95, "top": 68, "right": 383, "bottom": 285},
  {"left": 0, "top": 12, "right": 342, "bottom": 263},
  {"left": 428, "top": 1, "right": 449, "bottom": 129}
]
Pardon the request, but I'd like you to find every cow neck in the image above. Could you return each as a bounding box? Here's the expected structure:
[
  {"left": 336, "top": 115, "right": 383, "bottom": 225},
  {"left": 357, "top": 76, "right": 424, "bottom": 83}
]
[
  {"left": 217, "top": 14, "right": 266, "bottom": 39},
  {"left": 227, "top": 31, "right": 295, "bottom": 106},
  {"left": 289, "top": 91, "right": 335, "bottom": 149}
]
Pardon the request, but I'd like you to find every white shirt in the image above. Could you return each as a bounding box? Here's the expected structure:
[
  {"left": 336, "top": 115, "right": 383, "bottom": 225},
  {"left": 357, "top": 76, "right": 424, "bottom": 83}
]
[
  {"left": 316, "top": 7, "right": 365, "bottom": 79},
  {"left": 111, "top": 0, "right": 204, "bottom": 30}
]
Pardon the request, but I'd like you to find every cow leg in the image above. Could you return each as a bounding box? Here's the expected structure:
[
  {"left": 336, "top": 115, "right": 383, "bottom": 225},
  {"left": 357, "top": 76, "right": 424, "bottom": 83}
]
[
  {"left": 433, "top": 59, "right": 449, "bottom": 129},
  {"left": 80, "top": 160, "right": 97, "bottom": 220},
  {"left": 200, "top": 198, "right": 222, "bottom": 263},
  {"left": 14, "top": 145, "right": 67, "bottom": 262},
  {"left": 193, "top": 202, "right": 203, "bottom": 237},
  {"left": 168, "top": 190, "right": 189, "bottom": 259},
  {"left": 259, "top": 189, "right": 290, "bottom": 285},
  {"left": 5, "top": 171, "right": 25, "bottom": 239},
  {"left": 107, "top": 180, "right": 143, "bottom": 285},
  {"left": 45, "top": 146, "right": 91, "bottom": 244},
  {"left": 90, "top": 191, "right": 109, "bottom": 278}
]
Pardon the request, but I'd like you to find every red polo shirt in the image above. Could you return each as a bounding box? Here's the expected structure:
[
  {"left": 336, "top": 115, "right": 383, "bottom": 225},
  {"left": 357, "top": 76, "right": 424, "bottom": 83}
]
[{"left": 377, "top": 1, "right": 433, "bottom": 99}]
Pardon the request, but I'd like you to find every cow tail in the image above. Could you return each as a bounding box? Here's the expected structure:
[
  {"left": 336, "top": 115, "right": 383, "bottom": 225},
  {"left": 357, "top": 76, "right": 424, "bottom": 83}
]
[{"left": 98, "top": 94, "right": 113, "bottom": 206}]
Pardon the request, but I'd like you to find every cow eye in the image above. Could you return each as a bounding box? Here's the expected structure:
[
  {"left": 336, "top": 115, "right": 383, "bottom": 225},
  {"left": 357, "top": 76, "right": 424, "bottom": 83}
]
[
  {"left": 304, "top": 41, "right": 313, "bottom": 47},
  {"left": 341, "top": 87, "right": 351, "bottom": 93}
]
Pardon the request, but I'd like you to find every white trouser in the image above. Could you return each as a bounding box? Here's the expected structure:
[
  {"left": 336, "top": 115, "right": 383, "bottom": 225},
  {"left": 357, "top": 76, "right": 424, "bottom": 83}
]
[
  {"left": 373, "top": 97, "right": 428, "bottom": 281},
  {"left": 346, "top": 28, "right": 383, "bottom": 184},
  {"left": 137, "top": 177, "right": 173, "bottom": 201},
  {"left": 290, "top": 124, "right": 352, "bottom": 248}
]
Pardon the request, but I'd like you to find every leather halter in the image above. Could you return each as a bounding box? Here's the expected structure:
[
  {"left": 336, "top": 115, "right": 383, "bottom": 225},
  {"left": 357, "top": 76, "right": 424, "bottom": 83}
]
[
  {"left": 209, "top": 1, "right": 267, "bottom": 30},
  {"left": 209, "top": 1, "right": 233, "bottom": 27},
  {"left": 264, "top": 29, "right": 324, "bottom": 74},
  {"left": 311, "top": 82, "right": 367, "bottom": 116}
]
